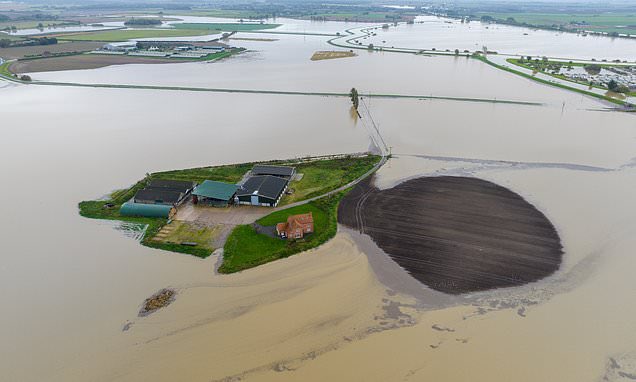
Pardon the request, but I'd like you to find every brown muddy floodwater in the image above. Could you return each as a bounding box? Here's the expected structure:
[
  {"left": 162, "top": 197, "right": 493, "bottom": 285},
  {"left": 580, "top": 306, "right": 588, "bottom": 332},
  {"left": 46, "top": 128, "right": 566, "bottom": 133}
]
[
  {"left": 338, "top": 176, "right": 563, "bottom": 294},
  {"left": 2, "top": 17, "right": 636, "bottom": 382}
]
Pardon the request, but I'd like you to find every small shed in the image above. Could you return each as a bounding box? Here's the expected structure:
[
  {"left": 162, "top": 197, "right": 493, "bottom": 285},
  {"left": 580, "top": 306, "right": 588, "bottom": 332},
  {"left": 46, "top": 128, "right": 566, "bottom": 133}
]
[
  {"left": 120, "top": 202, "right": 175, "bottom": 218},
  {"left": 192, "top": 180, "right": 239, "bottom": 207}
]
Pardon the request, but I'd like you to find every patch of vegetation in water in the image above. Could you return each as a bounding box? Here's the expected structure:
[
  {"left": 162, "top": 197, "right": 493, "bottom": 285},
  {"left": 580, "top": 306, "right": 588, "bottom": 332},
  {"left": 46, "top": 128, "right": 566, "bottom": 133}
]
[{"left": 139, "top": 288, "right": 176, "bottom": 317}]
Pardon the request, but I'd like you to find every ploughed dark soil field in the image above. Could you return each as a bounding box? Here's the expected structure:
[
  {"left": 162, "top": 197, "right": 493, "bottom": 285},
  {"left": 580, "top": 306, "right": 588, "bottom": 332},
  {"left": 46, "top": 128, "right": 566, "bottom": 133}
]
[
  {"left": 9, "top": 54, "right": 183, "bottom": 73},
  {"left": 338, "top": 176, "right": 563, "bottom": 294}
]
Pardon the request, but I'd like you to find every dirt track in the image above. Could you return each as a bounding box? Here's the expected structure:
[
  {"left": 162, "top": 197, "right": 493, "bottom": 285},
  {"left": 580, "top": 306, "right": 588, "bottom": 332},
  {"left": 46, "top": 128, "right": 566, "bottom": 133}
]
[{"left": 338, "top": 176, "right": 563, "bottom": 294}]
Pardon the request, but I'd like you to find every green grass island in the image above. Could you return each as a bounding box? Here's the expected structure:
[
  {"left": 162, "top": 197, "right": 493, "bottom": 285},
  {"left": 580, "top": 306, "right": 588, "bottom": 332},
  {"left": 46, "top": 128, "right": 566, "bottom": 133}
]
[{"left": 79, "top": 154, "right": 381, "bottom": 272}]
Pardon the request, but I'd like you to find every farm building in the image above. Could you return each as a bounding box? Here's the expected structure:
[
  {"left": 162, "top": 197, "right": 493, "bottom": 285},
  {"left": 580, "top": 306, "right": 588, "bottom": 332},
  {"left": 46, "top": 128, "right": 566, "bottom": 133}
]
[
  {"left": 134, "top": 189, "right": 187, "bottom": 206},
  {"left": 102, "top": 42, "right": 137, "bottom": 51},
  {"left": 251, "top": 165, "right": 296, "bottom": 179},
  {"left": 133, "top": 179, "right": 196, "bottom": 206},
  {"left": 147, "top": 179, "right": 196, "bottom": 194},
  {"left": 276, "top": 212, "right": 314, "bottom": 240},
  {"left": 236, "top": 175, "right": 289, "bottom": 207},
  {"left": 120, "top": 202, "right": 175, "bottom": 218},
  {"left": 192, "top": 180, "right": 239, "bottom": 207}
]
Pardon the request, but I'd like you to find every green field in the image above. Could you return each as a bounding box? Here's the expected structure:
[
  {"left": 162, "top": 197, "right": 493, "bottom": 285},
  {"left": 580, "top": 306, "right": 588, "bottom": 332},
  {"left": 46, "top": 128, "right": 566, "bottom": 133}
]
[
  {"left": 476, "top": 12, "right": 636, "bottom": 34},
  {"left": 172, "top": 23, "right": 280, "bottom": 32},
  {"left": 0, "top": 32, "right": 27, "bottom": 41},
  {"left": 58, "top": 28, "right": 218, "bottom": 42},
  {"left": 281, "top": 155, "right": 380, "bottom": 205},
  {"left": 0, "top": 20, "right": 70, "bottom": 30},
  {"left": 220, "top": 193, "right": 341, "bottom": 273}
]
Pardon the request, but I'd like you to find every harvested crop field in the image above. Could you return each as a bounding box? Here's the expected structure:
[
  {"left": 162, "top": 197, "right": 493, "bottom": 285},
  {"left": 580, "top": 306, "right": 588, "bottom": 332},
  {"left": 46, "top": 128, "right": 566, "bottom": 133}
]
[
  {"left": 338, "top": 176, "right": 563, "bottom": 294},
  {"left": 9, "top": 54, "right": 187, "bottom": 73},
  {"left": 0, "top": 41, "right": 103, "bottom": 60},
  {"left": 55, "top": 29, "right": 217, "bottom": 42},
  {"left": 311, "top": 50, "right": 357, "bottom": 61}
]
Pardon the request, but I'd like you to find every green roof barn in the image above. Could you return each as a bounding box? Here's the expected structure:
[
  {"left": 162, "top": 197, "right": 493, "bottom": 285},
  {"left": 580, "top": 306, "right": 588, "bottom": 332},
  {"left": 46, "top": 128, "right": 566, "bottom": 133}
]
[
  {"left": 120, "top": 202, "right": 175, "bottom": 218},
  {"left": 192, "top": 180, "right": 239, "bottom": 206}
]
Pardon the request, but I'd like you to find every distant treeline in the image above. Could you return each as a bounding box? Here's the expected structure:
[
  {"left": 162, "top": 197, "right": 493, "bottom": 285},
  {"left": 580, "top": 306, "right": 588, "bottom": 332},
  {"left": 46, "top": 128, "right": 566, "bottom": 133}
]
[
  {"left": 124, "top": 18, "right": 162, "bottom": 26},
  {"left": 0, "top": 37, "right": 57, "bottom": 49}
]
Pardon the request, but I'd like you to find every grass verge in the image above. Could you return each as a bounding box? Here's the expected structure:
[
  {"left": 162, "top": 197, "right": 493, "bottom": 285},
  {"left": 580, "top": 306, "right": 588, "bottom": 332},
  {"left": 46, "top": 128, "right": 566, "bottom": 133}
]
[{"left": 219, "top": 191, "right": 344, "bottom": 273}]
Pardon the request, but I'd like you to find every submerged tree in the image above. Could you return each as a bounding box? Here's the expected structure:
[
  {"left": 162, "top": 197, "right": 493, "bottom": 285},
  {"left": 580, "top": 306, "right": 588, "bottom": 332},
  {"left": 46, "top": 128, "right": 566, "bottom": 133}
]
[
  {"left": 607, "top": 79, "right": 619, "bottom": 92},
  {"left": 350, "top": 88, "right": 359, "bottom": 109}
]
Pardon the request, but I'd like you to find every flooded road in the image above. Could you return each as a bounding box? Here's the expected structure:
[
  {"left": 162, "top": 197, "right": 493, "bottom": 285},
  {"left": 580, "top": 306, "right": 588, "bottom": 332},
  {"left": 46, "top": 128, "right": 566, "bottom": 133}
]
[{"left": 2, "top": 17, "right": 636, "bottom": 382}]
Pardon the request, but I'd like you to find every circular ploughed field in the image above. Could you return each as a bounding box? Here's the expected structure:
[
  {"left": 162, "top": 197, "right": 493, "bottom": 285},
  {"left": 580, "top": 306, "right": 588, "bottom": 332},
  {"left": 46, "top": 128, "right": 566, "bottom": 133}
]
[{"left": 338, "top": 176, "right": 563, "bottom": 294}]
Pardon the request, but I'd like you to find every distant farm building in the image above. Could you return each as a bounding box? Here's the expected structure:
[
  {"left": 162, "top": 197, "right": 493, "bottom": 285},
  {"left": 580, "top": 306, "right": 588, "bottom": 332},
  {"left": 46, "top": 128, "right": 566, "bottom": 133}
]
[
  {"left": 236, "top": 175, "right": 289, "bottom": 207},
  {"left": 192, "top": 180, "right": 239, "bottom": 207},
  {"left": 120, "top": 202, "right": 175, "bottom": 219},
  {"left": 103, "top": 42, "right": 137, "bottom": 51},
  {"left": 276, "top": 212, "right": 314, "bottom": 239},
  {"left": 251, "top": 165, "right": 296, "bottom": 179},
  {"left": 133, "top": 179, "right": 196, "bottom": 206}
]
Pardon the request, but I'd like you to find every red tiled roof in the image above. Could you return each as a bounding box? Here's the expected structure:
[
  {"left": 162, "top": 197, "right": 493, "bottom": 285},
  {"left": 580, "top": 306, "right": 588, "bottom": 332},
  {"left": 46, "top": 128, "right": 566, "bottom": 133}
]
[{"left": 277, "top": 212, "right": 314, "bottom": 238}]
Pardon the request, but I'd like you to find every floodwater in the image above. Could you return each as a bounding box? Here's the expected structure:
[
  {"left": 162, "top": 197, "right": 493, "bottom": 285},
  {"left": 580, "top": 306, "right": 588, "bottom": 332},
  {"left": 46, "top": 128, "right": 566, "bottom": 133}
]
[
  {"left": 3, "top": 24, "right": 121, "bottom": 36},
  {"left": 2, "top": 17, "right": 636, "bottom": 382},
  {"left": 358, "top": 15, "right": 636, "bottom": 61}
]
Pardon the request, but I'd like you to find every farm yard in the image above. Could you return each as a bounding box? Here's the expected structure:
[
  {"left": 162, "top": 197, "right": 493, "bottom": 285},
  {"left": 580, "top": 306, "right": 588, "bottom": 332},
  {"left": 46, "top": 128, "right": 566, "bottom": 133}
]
[{"left": 78, "top": 155, "right": 381, "bottom": 262}]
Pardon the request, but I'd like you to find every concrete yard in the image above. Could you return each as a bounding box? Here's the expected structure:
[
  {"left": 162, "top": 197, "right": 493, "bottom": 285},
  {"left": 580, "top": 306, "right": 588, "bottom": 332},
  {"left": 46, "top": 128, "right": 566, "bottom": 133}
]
[{"left": 174, "top": 203, "right": 272, "bottom": 248}]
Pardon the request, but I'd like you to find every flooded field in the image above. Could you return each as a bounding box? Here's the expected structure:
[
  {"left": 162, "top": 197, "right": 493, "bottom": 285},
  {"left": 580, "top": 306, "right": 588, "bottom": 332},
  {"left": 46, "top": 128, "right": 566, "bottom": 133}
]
[
  {"left": 360, "top": 15, "right": 636, "bottom": 61},
  {"left": 2, "top": 16, "right": 636, "bottom": 382}
]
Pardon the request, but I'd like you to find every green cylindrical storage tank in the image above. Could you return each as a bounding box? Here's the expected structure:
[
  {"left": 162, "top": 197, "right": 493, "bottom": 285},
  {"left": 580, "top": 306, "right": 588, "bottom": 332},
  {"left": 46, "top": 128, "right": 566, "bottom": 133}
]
[{"left": 120, "top": 202, "right": 174, "bottom": 218}]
